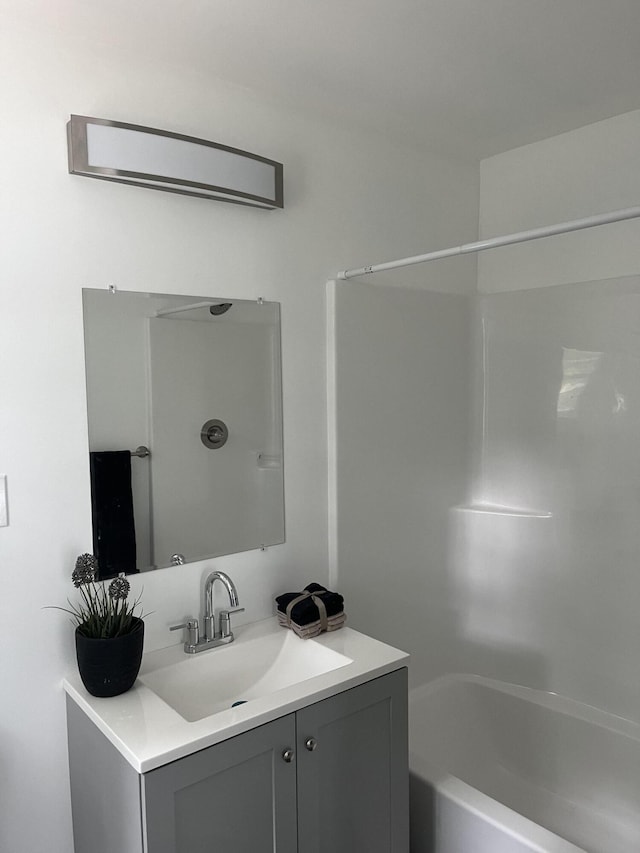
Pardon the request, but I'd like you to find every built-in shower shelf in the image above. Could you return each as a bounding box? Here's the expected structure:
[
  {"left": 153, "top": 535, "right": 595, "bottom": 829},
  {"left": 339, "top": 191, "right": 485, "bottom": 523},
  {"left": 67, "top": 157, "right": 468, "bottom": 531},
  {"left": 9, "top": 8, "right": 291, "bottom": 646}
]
[
  {"left": 453, "top": 503, "right": 552, "bottom": 519},
  {"left": 257, "top": 453, "right": 282, "bottom": 469}
]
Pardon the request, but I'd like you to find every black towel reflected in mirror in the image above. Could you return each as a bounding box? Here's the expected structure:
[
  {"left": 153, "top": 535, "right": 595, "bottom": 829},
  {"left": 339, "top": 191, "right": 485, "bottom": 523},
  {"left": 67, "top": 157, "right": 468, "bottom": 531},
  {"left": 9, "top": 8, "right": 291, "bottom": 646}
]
[{"left": 89, "top": 451, "right": 138, "bottom": 580}]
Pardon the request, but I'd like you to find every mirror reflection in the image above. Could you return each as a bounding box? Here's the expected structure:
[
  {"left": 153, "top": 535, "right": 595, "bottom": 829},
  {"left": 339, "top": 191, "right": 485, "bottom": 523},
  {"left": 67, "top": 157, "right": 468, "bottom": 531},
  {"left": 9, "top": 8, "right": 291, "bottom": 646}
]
[{"left": 82, "top": 288, "right": 284, "bottom": 579}]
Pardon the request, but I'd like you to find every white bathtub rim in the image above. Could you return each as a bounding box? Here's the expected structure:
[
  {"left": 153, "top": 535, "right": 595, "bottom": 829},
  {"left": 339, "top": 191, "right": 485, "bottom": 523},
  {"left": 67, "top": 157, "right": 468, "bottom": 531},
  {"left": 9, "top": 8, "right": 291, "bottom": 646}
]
[
  {"left": 429, "top": 770, "right": 585, "bottom": 853},
  {"left": 409, "top": 672, "right": 640, "bottom": 742},
  {"left": 410, "top": 750, "right": 584, "bottom": 853}
]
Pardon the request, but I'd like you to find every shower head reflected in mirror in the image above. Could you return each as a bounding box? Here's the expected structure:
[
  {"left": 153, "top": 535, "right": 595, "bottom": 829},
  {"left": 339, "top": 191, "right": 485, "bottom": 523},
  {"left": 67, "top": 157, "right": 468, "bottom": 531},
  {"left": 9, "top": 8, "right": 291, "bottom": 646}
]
[{"left": 209, "top": 303, "right": 233, "bottom": 316}]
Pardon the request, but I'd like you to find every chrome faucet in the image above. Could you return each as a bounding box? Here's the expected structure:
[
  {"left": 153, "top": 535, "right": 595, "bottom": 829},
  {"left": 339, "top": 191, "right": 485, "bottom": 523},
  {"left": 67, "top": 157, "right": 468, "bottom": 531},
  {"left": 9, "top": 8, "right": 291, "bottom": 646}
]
[
  {"left": 203, "top": 570, "right": 241, "bottom": 641},
  {"left": 170, "top": 570, "right": 244, "bottom": 654}
]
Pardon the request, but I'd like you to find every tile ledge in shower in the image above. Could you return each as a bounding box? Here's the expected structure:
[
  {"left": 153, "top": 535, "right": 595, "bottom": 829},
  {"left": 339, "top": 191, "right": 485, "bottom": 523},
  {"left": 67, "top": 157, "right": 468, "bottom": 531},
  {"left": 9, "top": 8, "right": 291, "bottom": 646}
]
[{"left": 453, "top": 503, "right": 553, "bottom": 519}]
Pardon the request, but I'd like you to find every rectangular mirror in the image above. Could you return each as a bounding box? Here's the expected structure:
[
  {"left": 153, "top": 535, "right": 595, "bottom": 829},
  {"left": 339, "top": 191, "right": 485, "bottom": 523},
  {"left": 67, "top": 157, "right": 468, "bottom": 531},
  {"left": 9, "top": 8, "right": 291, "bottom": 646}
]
[{"left": 82, "top": 288, "right": 285, "bottom": 579}]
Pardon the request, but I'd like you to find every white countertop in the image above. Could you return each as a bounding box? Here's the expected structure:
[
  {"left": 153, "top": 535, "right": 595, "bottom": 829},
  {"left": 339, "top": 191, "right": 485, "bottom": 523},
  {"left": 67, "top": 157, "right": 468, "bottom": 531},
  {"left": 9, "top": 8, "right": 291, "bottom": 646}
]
[{"left": 63, "top": 617, "right": 409, "bottom": 773}]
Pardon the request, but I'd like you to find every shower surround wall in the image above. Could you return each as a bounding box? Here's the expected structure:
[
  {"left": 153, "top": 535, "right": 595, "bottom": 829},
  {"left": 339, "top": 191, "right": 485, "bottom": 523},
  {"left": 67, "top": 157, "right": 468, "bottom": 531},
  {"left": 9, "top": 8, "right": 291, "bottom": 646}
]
[
  {"left": 456, "top": 277, "right": 640, "bottom": 721},
  {"left": 332, "top": 281, "right": 473, "bottom": 689},
  {"left": 148, "top": 312, "right": 283, "bottom": 565},
  {"left": 335, "top": 278, "right": 640, "bottom": 720},
  {"left": 335, "top": 109, "right": 640, "bottom": 726},
  {"left": 474, "top": 109, "right": 640, "bottom": 723}
]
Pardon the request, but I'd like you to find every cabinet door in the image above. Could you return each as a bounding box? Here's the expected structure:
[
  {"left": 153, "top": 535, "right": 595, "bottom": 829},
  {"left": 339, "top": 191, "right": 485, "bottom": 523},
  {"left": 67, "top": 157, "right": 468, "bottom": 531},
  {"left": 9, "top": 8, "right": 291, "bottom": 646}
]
[
  {"left": 296, "top": 668, "right": 409, "bottom": 853},
  {"left": 142, "top": 714, "right": 297, "bottom": 853}
]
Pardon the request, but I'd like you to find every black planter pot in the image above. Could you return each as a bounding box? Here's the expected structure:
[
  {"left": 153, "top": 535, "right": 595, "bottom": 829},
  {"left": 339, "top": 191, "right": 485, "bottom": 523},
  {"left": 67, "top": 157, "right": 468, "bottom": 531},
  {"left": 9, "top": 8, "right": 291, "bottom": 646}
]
[{"left": 75, "top": 617, "right": 145, "bottom": 698}]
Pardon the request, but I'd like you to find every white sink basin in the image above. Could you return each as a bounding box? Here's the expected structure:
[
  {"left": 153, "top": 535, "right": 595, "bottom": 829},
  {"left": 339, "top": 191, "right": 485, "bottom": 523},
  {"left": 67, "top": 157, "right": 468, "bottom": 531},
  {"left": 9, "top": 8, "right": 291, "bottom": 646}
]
[{"left": 140, "top": 628, "right": 353, "bottom": 722}]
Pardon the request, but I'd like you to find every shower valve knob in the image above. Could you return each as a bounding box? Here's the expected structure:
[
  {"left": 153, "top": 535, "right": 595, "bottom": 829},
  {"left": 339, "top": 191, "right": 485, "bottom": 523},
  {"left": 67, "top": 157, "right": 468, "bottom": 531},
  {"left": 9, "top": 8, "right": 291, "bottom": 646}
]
[{"left": 200, "top": 418, "right": 229, "bottom": 449}]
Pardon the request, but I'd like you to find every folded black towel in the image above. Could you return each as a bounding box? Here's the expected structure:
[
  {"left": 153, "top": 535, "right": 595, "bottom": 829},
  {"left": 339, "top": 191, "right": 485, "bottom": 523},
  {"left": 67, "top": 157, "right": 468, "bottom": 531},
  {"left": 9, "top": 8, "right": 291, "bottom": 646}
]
[
  {"left": 89, "top": 450, "right": 137, "bottom": 580},
  {"left": 275, "top": 583, "right": 344, "bottom": 626}
]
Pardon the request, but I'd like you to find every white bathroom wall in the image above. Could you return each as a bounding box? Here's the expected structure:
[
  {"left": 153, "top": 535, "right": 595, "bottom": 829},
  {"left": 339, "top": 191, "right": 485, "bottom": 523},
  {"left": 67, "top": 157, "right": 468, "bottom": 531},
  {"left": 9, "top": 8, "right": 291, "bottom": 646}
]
[
  {"left": 478, "top": 109, "right": 640, "bottom": 294},
  {"left": 0, "top": 9, "right": 479, "bottom": 853},
  {"left": 467, "top": 111, "right": 640, "bottom": 721}
]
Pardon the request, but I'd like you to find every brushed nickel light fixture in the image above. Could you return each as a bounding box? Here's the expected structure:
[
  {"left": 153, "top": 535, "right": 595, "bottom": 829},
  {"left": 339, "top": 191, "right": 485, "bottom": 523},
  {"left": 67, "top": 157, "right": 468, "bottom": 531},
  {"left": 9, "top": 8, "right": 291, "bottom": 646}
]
[{"left": 67, "top": 115, "right": 283, "bottom": 209}]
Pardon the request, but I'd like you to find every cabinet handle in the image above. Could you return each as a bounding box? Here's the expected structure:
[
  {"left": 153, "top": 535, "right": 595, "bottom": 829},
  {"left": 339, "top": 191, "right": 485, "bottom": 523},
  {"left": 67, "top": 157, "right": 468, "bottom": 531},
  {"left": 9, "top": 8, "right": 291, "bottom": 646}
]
[
  {"left": 282, "top": 749, "right": 295, "bottom": 763},
  {"left": 305, "top": 737, "right": 318, "bottom": 752}
]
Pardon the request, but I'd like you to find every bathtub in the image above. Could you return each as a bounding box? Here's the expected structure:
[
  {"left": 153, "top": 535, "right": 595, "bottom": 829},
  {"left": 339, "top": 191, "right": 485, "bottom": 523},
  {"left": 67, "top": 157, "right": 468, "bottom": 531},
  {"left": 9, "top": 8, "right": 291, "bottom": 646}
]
[{"left": 408, "top": 674, "right": 640, "bottom": 853}]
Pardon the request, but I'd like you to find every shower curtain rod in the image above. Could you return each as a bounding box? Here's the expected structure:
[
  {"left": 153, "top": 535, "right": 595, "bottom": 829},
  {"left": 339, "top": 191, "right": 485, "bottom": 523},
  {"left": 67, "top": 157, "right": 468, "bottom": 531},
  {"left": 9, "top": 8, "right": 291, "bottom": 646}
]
[{"left": 336, "top": 204, "right": 640, "bottom": 280}]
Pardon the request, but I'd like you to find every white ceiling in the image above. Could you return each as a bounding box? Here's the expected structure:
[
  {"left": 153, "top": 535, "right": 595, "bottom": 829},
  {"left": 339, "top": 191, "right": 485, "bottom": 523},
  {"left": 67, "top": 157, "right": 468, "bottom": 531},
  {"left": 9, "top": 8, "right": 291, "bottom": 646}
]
[{"left": 11, "top": 0, "right": 640, "bottom": 159}]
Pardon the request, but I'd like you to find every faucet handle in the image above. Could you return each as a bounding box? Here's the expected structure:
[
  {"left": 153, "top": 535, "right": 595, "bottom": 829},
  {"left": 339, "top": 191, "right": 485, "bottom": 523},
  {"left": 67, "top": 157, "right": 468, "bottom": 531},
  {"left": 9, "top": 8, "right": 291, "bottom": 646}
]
[
  {"left": 219, "top": 607, "right": 245, "bottom": 639},
  {"left": 170, "top": 618, "right": 200, "bottom": 648}
]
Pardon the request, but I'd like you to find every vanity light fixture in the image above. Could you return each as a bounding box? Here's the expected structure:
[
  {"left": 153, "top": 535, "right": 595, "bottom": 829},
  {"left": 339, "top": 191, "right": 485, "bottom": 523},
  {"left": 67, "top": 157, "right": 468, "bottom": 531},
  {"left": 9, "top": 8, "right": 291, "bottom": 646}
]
[{"left": 67, "top": 115, "right": 284, "bottom": 209}]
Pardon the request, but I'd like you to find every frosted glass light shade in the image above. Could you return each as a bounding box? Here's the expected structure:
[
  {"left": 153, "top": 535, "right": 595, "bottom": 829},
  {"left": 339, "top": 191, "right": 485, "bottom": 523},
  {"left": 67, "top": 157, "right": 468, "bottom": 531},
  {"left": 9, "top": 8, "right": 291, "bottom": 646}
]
[{"left": 67, "top": 115, "right": 283, "bottom": 209}]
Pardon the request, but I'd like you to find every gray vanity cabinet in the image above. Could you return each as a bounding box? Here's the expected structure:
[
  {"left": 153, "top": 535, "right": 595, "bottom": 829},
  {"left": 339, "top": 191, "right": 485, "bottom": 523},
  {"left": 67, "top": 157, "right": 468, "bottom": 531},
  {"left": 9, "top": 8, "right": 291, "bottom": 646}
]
[
  {"left": 67, "top": 668, "right": 408, "bottom": 853},
  {"left": 143, "top": 713, "right": 298, "bottom": 853},
  {"left": 296, "top": 668, "right": 408, "bottom": 853}
]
